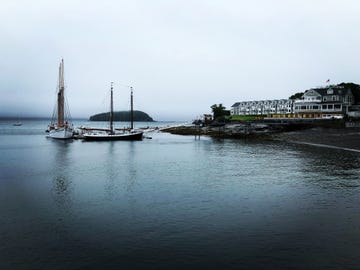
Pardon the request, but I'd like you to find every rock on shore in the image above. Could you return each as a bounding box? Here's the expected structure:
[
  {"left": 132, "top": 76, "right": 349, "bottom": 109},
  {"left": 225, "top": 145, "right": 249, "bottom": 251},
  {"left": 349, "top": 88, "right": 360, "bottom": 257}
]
[
  {"left": 161, "top": 123, "right": 360, "bottom": 151},
  {"left": 161, "top": 122, "right": 312, "bottom": 138}
]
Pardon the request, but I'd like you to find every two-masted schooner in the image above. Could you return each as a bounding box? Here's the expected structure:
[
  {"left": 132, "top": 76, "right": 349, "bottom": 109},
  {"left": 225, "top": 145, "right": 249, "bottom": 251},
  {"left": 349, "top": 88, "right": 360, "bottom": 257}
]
[
  {"left": 47, "top": 59, "right": 74, "bottom": 139},
  {"left": 83, "top": 82, "right": 143, "bottom": 141}
]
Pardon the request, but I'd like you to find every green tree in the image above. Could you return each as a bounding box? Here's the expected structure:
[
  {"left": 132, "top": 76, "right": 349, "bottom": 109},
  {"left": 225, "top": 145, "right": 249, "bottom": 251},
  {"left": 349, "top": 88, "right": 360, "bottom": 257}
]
[
  {"left": 211, "top": 104, "right": 227, "bottom": 119},
  {"left": 289, "top": 92, "right": 303, "bottom": 100}
]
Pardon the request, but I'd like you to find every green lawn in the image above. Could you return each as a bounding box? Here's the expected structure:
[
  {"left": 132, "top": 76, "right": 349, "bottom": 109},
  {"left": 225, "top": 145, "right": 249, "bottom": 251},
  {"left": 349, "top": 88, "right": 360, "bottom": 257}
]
[{"left": 228, "top": 115, "right": 265, "bottom": 121}]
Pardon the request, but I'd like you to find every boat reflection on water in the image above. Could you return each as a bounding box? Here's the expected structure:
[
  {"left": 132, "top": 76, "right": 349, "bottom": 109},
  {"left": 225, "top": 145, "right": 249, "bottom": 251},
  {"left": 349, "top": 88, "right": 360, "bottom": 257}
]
[{"left": 51, "top": 140, "right": 73, "bottom": 211}]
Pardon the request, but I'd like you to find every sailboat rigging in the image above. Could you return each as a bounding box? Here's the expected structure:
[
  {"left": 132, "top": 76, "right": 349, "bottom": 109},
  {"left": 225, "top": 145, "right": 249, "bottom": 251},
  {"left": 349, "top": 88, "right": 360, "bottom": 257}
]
[
  {"left": 47, "top": 59, "right": 74, "bottom": 139},
  {"left": 83, "top": 82, "right": 143, "bottom": 141}
]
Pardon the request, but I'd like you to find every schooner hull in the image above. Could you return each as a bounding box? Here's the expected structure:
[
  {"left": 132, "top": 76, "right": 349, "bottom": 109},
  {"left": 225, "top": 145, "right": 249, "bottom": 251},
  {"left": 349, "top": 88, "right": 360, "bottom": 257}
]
[
  {"left": 83, "top": 132, "right": 143, "bottom": 141},
  {"left": 49, "top": 128, "right": 73, "bottom": 139}
]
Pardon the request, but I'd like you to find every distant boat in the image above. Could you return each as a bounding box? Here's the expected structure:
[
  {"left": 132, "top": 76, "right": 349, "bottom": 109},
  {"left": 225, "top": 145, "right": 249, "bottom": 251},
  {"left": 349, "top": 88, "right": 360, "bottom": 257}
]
[
  {"left": 83, "top": 83, "right": 143, "bottom": 141},
  {"left": 12, "top": 115, "right": 22, "bottom": 126},
  {"left": 47, "top": 59, "right": 74, "bottom": 139}
]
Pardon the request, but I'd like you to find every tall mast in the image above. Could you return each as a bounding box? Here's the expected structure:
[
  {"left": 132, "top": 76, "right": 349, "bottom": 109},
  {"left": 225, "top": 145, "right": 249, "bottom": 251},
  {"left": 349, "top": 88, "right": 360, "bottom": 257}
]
[
  {"left": 110, "top": 82, "right": 114, "bottom": 134},
  {"left": 130, "top": 86, "right": 134, "bottom": 130},
  {"left": 57, "top": 59, "right": 65, "bottom": 126}
]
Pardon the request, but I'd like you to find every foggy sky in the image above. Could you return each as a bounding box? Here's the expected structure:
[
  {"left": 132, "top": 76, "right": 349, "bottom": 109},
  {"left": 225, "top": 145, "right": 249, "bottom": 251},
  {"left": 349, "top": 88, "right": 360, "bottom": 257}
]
[{"left": 1, "top": 0, "right": 359, "bottom": 120}]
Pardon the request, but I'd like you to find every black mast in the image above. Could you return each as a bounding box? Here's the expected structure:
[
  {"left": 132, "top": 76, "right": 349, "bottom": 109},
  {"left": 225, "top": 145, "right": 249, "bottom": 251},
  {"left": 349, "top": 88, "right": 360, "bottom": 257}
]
[
  {"left": 130, "top": 86, "right": 134, "bottom": 130},
  {"left": 57, "top": 59, "right": 65, "bottom": 127},
  {"left": 110, "top": 82, "right": 114, "bottom": 134}
]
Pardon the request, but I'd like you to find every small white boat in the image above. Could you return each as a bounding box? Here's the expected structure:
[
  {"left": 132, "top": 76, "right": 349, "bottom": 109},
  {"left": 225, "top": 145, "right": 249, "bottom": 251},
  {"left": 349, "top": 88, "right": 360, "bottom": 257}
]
[{"left": 47, "top": 59, "right": 73, "bottom": 140}]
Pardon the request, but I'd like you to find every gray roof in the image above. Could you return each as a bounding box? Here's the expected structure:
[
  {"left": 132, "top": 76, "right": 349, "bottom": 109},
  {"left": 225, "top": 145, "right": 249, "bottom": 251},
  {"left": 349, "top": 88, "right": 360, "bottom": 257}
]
[{"left": 309, "top": 87, "right": 352, "bottom": 97}]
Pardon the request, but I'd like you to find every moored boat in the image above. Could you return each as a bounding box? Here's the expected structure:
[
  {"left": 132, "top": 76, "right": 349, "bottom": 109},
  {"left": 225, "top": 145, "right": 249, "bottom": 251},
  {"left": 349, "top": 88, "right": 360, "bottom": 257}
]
[
  {"left": 47, "top": 59, "right": 74, "bottom": 139},
  {"left": 83, "top": 130, "right": 143, "bottom": 141},
  {"left": 83, "top": 83, "right": 143, "bottom": 141}
]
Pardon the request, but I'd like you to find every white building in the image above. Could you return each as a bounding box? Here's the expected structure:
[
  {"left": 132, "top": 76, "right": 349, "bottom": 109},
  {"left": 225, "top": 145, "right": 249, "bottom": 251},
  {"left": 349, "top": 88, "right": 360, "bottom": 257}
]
[
  {"left": 231, "top": 99, "right": 294, "bottom": 116},
  {"left": 294, "top": 86, "right": 354, "bottom": 118},
  {"left": 230, "top": 85, "right": 356, "bottom": 119}
]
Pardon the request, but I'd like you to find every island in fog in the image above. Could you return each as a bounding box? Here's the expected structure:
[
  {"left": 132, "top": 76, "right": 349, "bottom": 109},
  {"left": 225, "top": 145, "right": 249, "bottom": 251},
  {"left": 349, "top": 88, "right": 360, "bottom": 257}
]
[{"left": 89, "top": 110, "right": 154, "bottom": 122}]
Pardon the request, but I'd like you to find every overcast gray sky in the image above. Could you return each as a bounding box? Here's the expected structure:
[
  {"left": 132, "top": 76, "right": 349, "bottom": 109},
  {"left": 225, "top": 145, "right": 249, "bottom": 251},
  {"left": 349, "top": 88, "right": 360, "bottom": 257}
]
[{"left": 1, "top": 0, "right": 359, "bottom": 120}]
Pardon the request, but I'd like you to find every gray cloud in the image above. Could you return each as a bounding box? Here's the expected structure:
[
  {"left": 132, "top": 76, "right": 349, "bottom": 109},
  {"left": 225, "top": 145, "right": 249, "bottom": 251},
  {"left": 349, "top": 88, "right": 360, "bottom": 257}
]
[{"left": 1, "top": 0, "right": 359, "bottom": 120}]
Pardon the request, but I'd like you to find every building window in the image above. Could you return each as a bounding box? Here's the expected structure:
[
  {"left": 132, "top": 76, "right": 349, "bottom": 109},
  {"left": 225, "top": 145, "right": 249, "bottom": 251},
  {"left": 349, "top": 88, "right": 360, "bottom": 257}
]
[
  {"left": 328, "top": 104, "right": 333, "bottom": 110},
  {"left": 334, "top": 104, "right": 341, "bottom": 110},
  {"left": 322, "top": 105, "right": 327, "bottom": 110}
]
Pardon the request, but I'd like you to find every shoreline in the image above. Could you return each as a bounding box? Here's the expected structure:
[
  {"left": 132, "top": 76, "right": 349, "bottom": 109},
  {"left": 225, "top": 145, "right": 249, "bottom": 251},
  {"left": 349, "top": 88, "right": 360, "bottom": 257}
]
[
  {"left": 161, "top": 124, "right": 360, "bottom": 151},
  {"left": 272, "top": 127, "right": 360, "bottom": 151}
]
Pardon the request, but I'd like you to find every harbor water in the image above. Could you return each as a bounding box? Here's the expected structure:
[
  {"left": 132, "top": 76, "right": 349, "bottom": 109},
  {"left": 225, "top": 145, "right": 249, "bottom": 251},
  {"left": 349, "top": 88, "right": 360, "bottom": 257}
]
[{"left": 1, "top": 120, "right": 360, "bottom": 269}]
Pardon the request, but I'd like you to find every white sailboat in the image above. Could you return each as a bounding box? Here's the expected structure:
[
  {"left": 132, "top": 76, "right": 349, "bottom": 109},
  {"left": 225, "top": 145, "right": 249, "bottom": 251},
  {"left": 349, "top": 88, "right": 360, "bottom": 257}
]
[
  {"left": 13, "top": 118, "right": 22, "bottom": 126},
  {"left": 47, "top": 59, "right": 74, "bottom": 139},
  {"left": 83, "top": 83, "right": 143, "bottom": 141}
]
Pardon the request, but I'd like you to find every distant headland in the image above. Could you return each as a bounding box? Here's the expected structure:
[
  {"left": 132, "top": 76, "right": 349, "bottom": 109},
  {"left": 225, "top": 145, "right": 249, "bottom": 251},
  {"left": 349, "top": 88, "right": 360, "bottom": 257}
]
[{"left": 89, "top": 110, "right": 154, "bottom": 122}]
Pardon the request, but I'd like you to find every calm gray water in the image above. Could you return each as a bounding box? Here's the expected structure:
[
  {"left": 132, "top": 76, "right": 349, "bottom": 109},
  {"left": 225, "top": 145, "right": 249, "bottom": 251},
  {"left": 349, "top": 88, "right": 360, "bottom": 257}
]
[{"left": 1, "top": 120, "right": 360, "bottom": 269}]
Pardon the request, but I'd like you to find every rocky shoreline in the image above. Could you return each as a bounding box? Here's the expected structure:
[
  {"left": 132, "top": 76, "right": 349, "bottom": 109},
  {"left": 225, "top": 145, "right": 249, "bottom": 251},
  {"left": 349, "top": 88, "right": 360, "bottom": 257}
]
[
  {"left": 161, "top": 121, "right": 322, "bottom": 138},
  {"left": 161, "top": 122, "right": 360, "bottom": 151}
]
